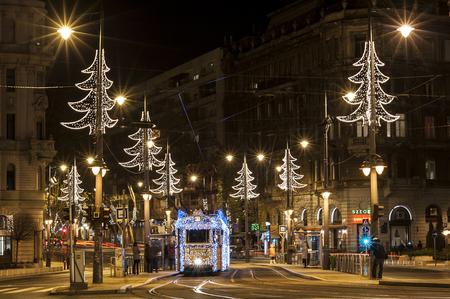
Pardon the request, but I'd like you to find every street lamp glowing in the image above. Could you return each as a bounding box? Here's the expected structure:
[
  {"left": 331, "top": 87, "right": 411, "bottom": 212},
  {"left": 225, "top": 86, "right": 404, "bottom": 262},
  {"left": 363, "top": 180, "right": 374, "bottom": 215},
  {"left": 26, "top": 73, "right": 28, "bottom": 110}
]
[
  {"left": 137, "top": 181, "right": 143, "bottom": 188},
  {"left": 345, "top": 91, "right": 356, "bottom": 102},
  {"left": 190, "top": 174, "right": 198, "bottom": 182},
  {"left": 57, "top": 26, "right": 73, "bottom": 40},
  {"left": 225, "top": 154, "right": 233, "bottom": 162},
  {"left": 275, "top": 165, "right": 282, "bottom": 172},
  {"left": 91, "top": 166, "right": 101, "bottom": 176},
  {"left": 321, "top": 191, "right": 331, "bottom": 200},
  {"left": 59, "top": 164, "right": 68, "bottom": 172},
  {"left": 86, "top": 156, "right": 95, "bottom": 165},
  {"left": 300, "top": 140, "right": 309, "bottom": 149},
  {"left": 375, "top": 165, "right": 386, "bottom": 175},
  {"left": 256, "top": 153, "right": 265, "bottom": 161},
  {"left": 397, "top": 24, "right": 414, "bottom": 38},
  {"left": 361, "top": 165, "right": 371, "bottom": 177},
  {"left": 142, "top": 193, "right": 152, "bottom": 200},
  {"left": 115, "top": 95, "right": 126, "bottom": 106}
]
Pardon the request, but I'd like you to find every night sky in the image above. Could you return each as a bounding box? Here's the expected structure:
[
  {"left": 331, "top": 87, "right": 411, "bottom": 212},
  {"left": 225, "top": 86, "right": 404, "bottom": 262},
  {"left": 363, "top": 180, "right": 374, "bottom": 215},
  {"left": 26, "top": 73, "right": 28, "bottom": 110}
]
[{"left": 46, "top": 0, "right": 287, "bottom": 188}]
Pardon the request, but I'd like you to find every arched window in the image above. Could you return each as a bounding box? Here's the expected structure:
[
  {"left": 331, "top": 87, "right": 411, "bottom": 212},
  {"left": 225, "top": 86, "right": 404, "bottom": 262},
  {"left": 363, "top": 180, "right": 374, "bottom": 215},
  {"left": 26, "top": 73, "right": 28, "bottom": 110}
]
[
  {"left": 2, "top": 18, "right": 15, "bottom": 43},
  {"left": 317, "top": 208, "right": 323, "bottom": 226},
  {"left": 6, "top": 164, "right": 15, "bottom": 190},
  {"left": 0, "top": 216, "right": 7, "bottom": 230},
  {"left": 331, "top": 208, "right": 342, "bottom": 224},
  {"left": 301, "top": 209, "right": 308, "bottom": 226}
]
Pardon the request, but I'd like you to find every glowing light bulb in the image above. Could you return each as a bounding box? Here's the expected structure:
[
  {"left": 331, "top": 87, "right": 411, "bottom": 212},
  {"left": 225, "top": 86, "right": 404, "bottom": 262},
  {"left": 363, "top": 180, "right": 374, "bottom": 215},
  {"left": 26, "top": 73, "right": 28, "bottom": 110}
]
[
  {"left": 57, "top": 26, "right": 73, "bottom": 40},
  {"left": 300, "top": 140, "right": 309, "bottom": 149},
  {"left": 257, "top": 153, "right": 265, "bottom": 161},
  {"left": 275, "top": 165, "right": 282, "bottom": 172},
  {"left": 91, "top": 166, "right": 101, "bottom": 176},
  {"left": 147, "top": 140, "right": 154, "bottom": 148},
  {"left": 59, "top": 164, "right": 68, "bottom": 172},
  {"left": 115, "top": 95, "right": 126, "bottom": 106},
  {"left": 225, "top": 154, "right": 233, "bottom": 162},
  {"left": 345, "top": 91, "right": 356, "bottom": 102},
  {"left": 86, "top": 157, "right": 95, "bottom": 165},
  {"left": 397, "top": 24, "right": 414, "bottom": 38}
]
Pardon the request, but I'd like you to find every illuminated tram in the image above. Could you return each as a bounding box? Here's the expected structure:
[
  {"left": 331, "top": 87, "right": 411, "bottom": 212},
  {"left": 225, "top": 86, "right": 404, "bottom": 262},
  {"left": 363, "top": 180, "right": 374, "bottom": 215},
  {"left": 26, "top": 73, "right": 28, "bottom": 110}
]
[{"left": 175, "top": 209, "right": 230, "bottom": 273}]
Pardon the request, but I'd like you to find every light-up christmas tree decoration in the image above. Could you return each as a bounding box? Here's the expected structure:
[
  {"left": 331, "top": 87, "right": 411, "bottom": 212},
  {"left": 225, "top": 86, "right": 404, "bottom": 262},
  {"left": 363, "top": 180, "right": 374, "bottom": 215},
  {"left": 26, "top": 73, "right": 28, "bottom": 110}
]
[
  {"left": 61, "top": 49, "right": 117, "bottom": 134},
  {"left": 278, "top": 144, "right": 306, "bottom": 195},
  {"left": 151, "top": 147, "right": 182, "bottom": 196},
  {"left": 58, "top": 161, "right": 85, "bottom": 213},
  {"left": 120, "top": 110, "right": 162, "bottom": 171},
  {"left": 230, "top": 156, "right": 259, "bottom": 201},
  {"left": 337, "top": 41, "right": 399, "bottom": 126}
]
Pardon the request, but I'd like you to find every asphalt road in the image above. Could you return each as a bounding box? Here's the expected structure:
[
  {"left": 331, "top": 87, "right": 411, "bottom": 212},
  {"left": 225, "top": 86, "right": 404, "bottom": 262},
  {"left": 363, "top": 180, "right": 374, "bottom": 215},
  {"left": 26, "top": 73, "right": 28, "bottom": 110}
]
[{"left": 0, "top": 265, "right": 449, "bottom": 298}]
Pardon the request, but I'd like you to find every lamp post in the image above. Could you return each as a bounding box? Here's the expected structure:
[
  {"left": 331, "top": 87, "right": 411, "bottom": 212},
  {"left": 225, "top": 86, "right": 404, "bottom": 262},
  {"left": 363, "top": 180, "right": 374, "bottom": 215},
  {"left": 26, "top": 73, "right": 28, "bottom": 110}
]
[{"left": 322, "top": 92, "right": 332, "bottom": 269}]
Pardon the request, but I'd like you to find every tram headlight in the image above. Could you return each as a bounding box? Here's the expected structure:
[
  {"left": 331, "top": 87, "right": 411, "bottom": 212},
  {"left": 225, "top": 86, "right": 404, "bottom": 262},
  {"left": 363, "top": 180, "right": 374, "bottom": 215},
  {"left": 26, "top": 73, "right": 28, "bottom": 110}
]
[{"left": 194, "top": 258, "right": 202, "bottom": 266}]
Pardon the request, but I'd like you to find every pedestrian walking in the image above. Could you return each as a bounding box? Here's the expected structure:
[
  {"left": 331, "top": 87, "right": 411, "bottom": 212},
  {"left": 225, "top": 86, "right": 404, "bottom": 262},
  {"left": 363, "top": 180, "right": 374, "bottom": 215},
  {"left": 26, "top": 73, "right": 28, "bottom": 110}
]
[
  {"left": 132, "top": 242, "right": 141, "bottom": 275},
  {"left": 370, "top": 237, "right": 387, "bottom": 279},
  {"left": 269, "top": 243, "right": 276, "bottom": 264},
  {"left": 301, "top": 242, "right": 308, "bottom": 268}
]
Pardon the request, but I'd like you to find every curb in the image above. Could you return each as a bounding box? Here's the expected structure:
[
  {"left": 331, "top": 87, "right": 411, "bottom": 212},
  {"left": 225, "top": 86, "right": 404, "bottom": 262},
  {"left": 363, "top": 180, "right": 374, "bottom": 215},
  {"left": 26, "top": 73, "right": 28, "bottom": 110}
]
[
  {"left": 268, "top": 265, "right": 323, "bottom": 281},
  {"left": 50, "top": 272, "right": 180, "bottom": 296},
  {"left": 379, "top": 280, "right": 450, "bottom": 288}
]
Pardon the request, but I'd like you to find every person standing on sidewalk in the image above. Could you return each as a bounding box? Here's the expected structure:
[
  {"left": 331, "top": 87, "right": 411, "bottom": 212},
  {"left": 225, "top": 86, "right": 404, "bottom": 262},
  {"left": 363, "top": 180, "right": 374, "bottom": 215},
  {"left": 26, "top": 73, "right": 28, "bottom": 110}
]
[
  {"left": 269, "top": 243, "right": 276, "bottom": 264},
  {"left": 132, "top": 242, "right": 141, "bottom": 275},
  {"left": 167, "top": 240, "right": 176, "bottom": 270},
  {"left": 370, "top": 237, "right": 387, "bottom": 279}
]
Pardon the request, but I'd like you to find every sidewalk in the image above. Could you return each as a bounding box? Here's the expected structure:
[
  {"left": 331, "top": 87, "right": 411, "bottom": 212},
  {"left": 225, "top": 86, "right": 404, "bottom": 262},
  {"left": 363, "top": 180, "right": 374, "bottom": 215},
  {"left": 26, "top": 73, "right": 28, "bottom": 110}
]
[
  {"left": 270, "top": 264, "right": 450, "bottom": 288},
  {"left": 50, "top": 270, "right": 179, "bottom": 295}
]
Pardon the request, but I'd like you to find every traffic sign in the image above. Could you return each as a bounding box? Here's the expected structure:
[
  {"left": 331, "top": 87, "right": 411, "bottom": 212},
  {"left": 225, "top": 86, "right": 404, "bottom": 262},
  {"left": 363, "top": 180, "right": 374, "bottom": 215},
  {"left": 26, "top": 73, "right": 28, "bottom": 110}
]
[
  {"left": 362, "top": 219, "right": 370, "bottom": 226},
  {"left": 362, "top": 226, "right": 370, "bottom": 234}
]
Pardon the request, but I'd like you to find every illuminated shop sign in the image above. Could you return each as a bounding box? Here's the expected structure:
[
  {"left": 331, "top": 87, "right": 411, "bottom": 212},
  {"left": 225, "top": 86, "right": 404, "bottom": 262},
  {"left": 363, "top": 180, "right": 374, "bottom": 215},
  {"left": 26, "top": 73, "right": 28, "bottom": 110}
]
[
  {"left": 352, "top": 209, "right": 371, "bottom": 215},
  {"left": 352, "top": 216, "right": 372, "bottom": 224}
]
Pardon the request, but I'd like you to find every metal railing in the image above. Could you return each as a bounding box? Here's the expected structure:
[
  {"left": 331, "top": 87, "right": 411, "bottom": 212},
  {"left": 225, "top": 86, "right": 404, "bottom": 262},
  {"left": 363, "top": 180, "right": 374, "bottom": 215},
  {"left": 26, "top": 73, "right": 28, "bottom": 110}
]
[{"left": 330, "top": 253, "right": 371, "bottom": 277}]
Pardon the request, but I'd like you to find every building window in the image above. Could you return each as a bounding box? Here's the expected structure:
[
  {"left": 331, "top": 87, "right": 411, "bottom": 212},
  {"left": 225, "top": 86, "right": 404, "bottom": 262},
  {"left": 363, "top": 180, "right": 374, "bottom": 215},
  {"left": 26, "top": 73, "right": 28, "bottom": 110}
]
[
  {"left": 317, "top": 208, "right": 323, "bottom": 226},
  {"left": 356, "top": 121, "right": 368, "bottom": 137},
  {"left": 424, "top": 116, "right": 435, "bottom": 139},
  {"left": 331, "top": 208, "right": 342, "bottom": 225},
  {"left": 386, "top": 122, "right": 392, "bottom": 138},
  {"left": 6, "top": 69, "right": 15, "bottom": 92},
  {"left": 6, "top": 114, "right": 15, "bottom": 140},
  {"left": 446, "top": 116, "right": 450, "bottom": 138},
  {"left": 0, "top": 216, "right": 7, "bottom": 230},
  {"left": 301, "top": 209, "right": 307, "bottom": 226},
  {"left": 354, "top": 34, "right": 366, "bottom": 58},
  {"left": 444, "top": 40, "right": 450, "bottom": 62},
  {"left": 193, "top": 74, "right": 199, "bottom": 80},
  {"left": 2, "top": 18, "right": 15, "bottom": 43},
  {"left": 425, "top": 159, "right": 436, "bottom": 180},
  {"left": 0, "top": 236, "right": 12, "bottom": 257},
  {"left": 6, "top": 164, "right": 15, "bottom": 190},
  {"left": 395, "top": 114, "right": 406, "bottom": 137}
]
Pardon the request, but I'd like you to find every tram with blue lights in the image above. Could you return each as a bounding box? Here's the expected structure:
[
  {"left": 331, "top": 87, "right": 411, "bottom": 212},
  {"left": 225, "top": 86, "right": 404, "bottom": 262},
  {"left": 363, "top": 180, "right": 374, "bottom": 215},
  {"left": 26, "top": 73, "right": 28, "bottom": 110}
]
[{"left": 175, "top": 209, "right": 230, "bottom": 273}]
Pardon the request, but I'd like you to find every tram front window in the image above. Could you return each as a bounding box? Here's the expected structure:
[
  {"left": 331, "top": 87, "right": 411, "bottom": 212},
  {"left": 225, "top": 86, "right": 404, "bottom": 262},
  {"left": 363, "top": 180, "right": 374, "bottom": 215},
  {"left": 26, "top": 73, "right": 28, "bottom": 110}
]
[{"left": 187, "top": 230, "right": 209, "bottom": 243}]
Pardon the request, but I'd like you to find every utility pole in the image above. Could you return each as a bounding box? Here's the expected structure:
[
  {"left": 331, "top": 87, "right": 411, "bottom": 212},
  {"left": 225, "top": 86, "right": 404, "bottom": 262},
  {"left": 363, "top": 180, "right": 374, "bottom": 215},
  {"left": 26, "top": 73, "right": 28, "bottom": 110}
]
[
  {"left": 322, "top": 92, "right": 331, "bottom": 269},
  {"left": 93, "top": 2, "right": 104, "bottom": 283},
  {"left": 243, "top": 155, "right": 250, "bottom": 263},
  {"left": 143, "top": 95, "right": 151, "bottom": 271},
  {"left": 368, "top": 0, "right": 379, "bottom": 238}
]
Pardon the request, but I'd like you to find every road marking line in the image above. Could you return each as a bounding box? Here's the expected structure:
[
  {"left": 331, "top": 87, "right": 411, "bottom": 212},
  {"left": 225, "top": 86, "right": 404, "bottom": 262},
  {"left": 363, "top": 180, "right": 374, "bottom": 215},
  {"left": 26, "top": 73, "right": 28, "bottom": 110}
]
[
  {"left": 268, "top": 268, "right": 298, "bottom": 281},
  {"left": 194, "top": 280, "right": 242, "bottom": 299},
  {"left": 6, "top": 286, "right": 41, "bottom": 293},
  {"left": 0, "top": 288, "right": 17, "bottom": 293},
  {"left": 230, "top": 269, "right": 239, "bottom": 282}
]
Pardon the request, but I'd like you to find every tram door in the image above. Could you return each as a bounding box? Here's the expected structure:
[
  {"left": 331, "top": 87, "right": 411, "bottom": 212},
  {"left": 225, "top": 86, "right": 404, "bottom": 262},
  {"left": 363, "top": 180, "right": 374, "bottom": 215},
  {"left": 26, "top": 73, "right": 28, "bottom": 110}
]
[{"left": 216, "top": 230, "right": 223, "bottom": 270}]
